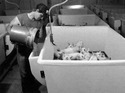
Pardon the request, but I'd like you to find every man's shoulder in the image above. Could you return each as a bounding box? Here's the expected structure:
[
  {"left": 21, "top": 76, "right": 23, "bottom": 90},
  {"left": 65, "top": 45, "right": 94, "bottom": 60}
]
[
  {"left": 17, "top": 13, "right": 28, "bottom": 21},
  {"left": 17, "top": 13, "right": 27, "bottom": 16}
]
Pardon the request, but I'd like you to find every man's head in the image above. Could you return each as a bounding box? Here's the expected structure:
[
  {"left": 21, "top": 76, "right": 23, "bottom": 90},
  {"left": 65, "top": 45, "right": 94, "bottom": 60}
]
[{"left": 34, "top": 3, "right": 49, "bottom": 20}]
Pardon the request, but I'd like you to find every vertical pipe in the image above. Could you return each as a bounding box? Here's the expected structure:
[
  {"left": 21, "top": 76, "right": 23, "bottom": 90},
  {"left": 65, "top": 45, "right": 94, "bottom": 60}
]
[{"left": 48, "top": 0, "right": 69, "bottom": 34}]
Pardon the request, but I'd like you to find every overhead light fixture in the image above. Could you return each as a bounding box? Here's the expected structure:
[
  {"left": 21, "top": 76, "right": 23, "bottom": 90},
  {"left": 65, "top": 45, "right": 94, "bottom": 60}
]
[{"left": 65, "top": 5, "right": 85, "bottom": 9}]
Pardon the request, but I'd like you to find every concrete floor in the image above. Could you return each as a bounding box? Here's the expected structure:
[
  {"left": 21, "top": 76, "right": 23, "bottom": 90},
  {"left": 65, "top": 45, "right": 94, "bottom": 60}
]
[
  {"left": 0, "top": 63, "right": 47, "bottom": 93},
  {"left": 0, "top": 63, "right": 22, "bottom": 93}
]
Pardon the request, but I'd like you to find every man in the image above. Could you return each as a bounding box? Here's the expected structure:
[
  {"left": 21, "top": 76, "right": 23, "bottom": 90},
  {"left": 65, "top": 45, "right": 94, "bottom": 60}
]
[{"left": 8, "top": 3, "right": 49, "bottom": 93}]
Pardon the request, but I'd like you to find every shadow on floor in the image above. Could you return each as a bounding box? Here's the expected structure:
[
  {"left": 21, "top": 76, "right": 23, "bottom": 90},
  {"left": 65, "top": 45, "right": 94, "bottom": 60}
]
[
  {"left": 0, "top": 83, "right": 11, "bottom": 93},
  {"left": 0, "top": 63, "right": 22, "bottom": 93},
  {"left": 0, "top": 63, "right": 48, "bottom": 93}
]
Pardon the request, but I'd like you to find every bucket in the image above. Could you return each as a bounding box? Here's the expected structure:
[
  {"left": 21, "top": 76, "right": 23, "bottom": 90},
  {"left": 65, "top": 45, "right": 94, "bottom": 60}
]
[{"left": 9, "top": 25, "right": 38, "bottom": 48}]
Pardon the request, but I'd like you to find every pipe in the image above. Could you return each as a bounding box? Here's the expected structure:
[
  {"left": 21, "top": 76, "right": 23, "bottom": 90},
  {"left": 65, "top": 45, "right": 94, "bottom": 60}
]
[
  {"left": 48, "top": 0, "right": 69, "bottom": 34},
  {"left": 5, "top": 0, "right": 21, "bottom": 13}
]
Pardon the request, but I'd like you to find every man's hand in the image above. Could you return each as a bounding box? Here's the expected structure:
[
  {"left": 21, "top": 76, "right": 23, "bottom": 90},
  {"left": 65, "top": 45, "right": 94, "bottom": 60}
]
[
  {"left": 29, "top": 28, "right": 38, "bottom": 35},
  {"left": 29, "top": 28, "right": 39, "bottom": 44}
]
